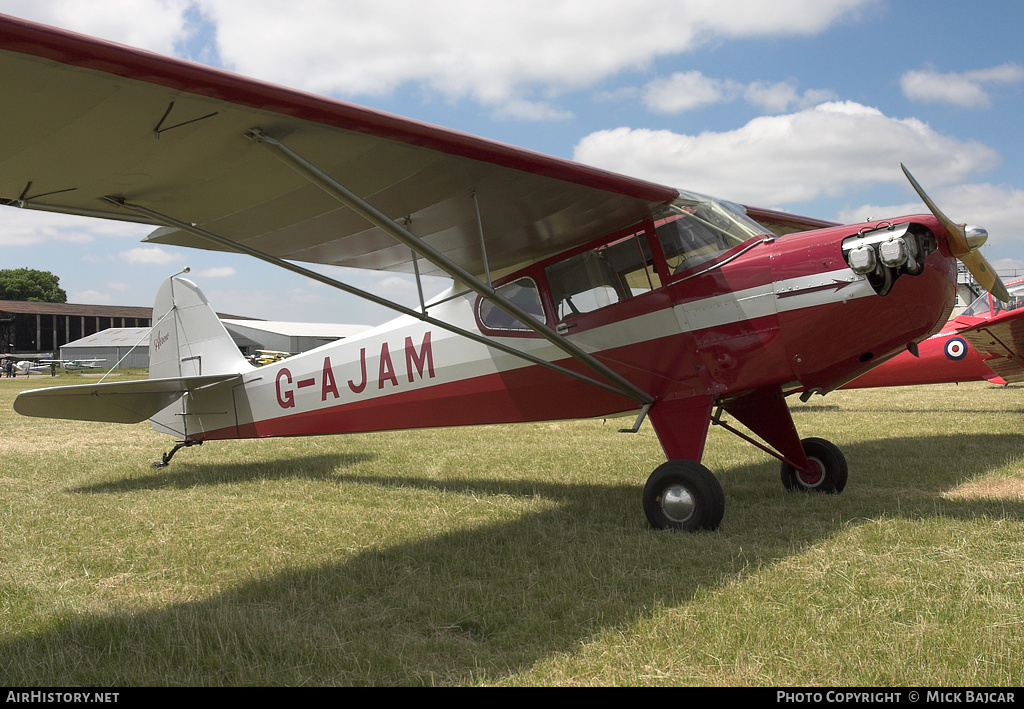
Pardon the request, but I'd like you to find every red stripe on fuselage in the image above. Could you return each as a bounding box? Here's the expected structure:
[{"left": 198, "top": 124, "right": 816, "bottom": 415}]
[{"left": 199, "top": 352, "right": 647, "bottom": 441}]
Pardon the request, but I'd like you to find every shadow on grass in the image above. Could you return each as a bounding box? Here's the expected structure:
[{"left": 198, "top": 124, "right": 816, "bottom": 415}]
[
  {"left": 68, "top": 453, "right": 376, "bottom": 493},
  {"left": 5, "top": 433, "right": 1023, "bottom": 685}
]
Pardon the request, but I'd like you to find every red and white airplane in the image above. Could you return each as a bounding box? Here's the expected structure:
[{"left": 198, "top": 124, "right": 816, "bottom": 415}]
[
  {"left": 845, "top": 279, "right": 1024, "bottom": 389},
  {"left": 1, "top": 15, "right": 1009, "bottom": 531}
]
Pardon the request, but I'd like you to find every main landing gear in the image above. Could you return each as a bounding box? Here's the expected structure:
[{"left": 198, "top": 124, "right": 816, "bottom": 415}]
[
  {"left": 642, "top": 437, "right": 848, "bottom": 532},
  {"left": 642, "top": 460, "right": 725, "bottom": 532}
]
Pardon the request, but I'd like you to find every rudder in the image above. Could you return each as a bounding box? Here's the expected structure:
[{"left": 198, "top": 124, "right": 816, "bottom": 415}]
[
  {"left": 148, "top": 275, "right": 253, "bottom": 439},
  {"left": 149, "top": 276, "right": 252, "bottom": 379}
]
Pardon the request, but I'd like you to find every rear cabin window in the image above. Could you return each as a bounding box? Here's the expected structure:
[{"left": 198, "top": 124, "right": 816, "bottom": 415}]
[
  {"left": 545, "top": 228, "right": 660, "bottom": 321},
  {"left": 477, "top": 277, "right": 546, "bottom": 331}
]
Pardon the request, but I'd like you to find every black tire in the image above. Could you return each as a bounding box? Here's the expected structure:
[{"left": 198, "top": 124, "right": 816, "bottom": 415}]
[
  {"left": 780, "top": 437, "right": 848, "bottom": 493},
  {"left": 643, "top": 459, "right": 725, "bottom": 532}
]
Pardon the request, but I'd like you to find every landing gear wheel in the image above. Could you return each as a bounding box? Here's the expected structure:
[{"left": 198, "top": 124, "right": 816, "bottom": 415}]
[
  {"left": 780, "top": 437, "right": 848, "bottom": 493},
  {"left": 643, "top": 459, "right": 725, "bottom": 532}
]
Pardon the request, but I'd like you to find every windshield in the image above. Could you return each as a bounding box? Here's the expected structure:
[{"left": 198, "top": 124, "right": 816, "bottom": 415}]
[
  {"left": 961, "top": 281, "right": 1024, "bottom": 317},
  {"left": 653, "top": 190, "right": 768, "bottom": 274}
]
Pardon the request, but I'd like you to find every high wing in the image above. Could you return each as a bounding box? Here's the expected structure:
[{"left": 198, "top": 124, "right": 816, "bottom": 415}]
[
  {"left": 958, "top": 309, "right": 1024, "bottom": 384},
  {"left": 14, "top": 374, "right": 241, "bottom": 424},
  {"left": 0, "top": 14, "right": 677, "bottom": 278}
]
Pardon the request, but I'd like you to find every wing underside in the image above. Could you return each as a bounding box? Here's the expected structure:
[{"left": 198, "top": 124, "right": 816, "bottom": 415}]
[
  {"left": 959, "top": 314, "right": 1024, "bottom": 383},
  {"left": 0, "top": 14, "right": 677, "bottom": 278}
]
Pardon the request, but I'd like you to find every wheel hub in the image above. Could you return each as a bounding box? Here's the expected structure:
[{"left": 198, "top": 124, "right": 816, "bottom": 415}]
[
  {"left": 798, "top": 456, "right": 824, "bottom": 487},
  {"left": 660, "top": 484, "right": 695, "bottom": 523}
]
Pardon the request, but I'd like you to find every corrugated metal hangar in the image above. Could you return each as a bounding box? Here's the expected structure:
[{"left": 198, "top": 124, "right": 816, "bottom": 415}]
[
  {"left": 59, "top": 328, "right": 153, "bottom": 369},
  {"left": 59, "top": 320, "right": 370, "bottom": 369},
  {"left": 3, "top": 298, "right": 369, "bottom": 369},
  {"left": 220, "top": 319, "right": 371, "bottom": 357}
]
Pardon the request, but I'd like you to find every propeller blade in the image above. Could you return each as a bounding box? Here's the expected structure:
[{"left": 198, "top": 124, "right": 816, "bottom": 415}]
[
  {"left": 900, "top": 164, "right": 1009, "bottom": 302},
  {"left": 901, "top": 164, "right": 970, "bottom": 256},
  {"left": 961, "top": 249, "right": 1010, "bottom": 302}
]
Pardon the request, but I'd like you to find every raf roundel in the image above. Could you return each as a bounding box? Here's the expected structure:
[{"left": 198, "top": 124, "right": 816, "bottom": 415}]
[{"left": 945, "top": 337, "right": 969, "bottom": 361}]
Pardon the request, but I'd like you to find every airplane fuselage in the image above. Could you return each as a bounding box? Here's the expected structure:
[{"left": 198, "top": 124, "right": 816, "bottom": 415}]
[{"left": 171, "top": 213, "right": 955, "bottom": 452}]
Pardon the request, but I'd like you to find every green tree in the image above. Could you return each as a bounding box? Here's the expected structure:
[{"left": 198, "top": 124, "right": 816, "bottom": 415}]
[{"left": 0, "top": 268, "right": 67, "bottom": 303}]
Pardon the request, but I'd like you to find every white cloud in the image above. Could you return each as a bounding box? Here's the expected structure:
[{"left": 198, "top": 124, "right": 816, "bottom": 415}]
[
  {"left": 492, "top": 98, "right": 575, "bottom": 122},
  {"left": 744, "top": 81, "right": 836, "bottom": 113},
  {"left": 2, "top": 0, "right": 876, "bottom": 118},
  {"left": 642, "top": 72, "right": 836, "bottom": 114},
  {"left": 192, "top": 0, "right": 875, "bottom": 115},
  {"left": 901, "top": 63, "right": 1024, "bottom": 108},
  {"left": 990, "top": 257, "right": 1024, "bottom": 278},
  {"left": 0, "top": 207, "right": 149, "bottom": 247},
  {"left": 194, "top": 266, "right": 236, "bottom": 278},
  {"left": 70, "top": 289, "right": 114, "bottom": 305},
  {"left": 0, "top": 0, "right": 193, "bottom": 54},
  {"left": 119, "top": 246, "right": 184, "bottom": 265},
  {"left": 573, "top": 101, "right": 1000, "bottom": 205},
  {"left": 644, "top": 72, "right": 741, "bottom": 113}
]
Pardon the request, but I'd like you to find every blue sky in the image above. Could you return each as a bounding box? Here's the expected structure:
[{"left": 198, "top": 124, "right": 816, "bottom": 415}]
[{"left": 1, "top": 0, "right": 1022, "bottom": 324}]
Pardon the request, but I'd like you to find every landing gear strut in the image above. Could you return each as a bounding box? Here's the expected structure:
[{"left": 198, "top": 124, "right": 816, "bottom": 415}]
[{"left": 643, "top": 459, "right": 725, "bottom": 532}]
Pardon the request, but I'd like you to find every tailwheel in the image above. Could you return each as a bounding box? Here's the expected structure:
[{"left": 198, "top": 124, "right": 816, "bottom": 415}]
[
  {"left": 643, "top": 459, "right": 725, "bottom": 532},
  {"left": 780, "top": 437, "right": 848, "bottom": 493}
]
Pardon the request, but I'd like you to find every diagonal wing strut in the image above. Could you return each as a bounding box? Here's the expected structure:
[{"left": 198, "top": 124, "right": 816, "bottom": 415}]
[
  {"left": 244, "top": 129, "right": 653, "bottom": 405},
  {"left": 104, "top": 197, "right": 652, "bottom": 406}
]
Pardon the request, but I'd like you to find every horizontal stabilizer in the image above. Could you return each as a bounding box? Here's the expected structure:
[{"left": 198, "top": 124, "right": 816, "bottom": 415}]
[{"left": 14, "top": 375, "right": 241, "bottom": 424}]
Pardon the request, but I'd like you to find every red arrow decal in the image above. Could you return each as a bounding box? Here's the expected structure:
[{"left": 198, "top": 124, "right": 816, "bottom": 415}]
[{"left": 776, "top": 279, "right": 856, "bottom": 299}]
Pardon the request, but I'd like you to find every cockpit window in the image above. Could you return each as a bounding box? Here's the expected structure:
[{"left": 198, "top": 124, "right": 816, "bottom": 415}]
[
  {"left": 654, "top": 191, "right": 767, "bottom": 274},
  {"left": 478, "top": 277, "right": 546, "bottom": 331}
]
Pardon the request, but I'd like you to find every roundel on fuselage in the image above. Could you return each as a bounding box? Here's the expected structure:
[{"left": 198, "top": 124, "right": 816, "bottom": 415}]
[{"left": 944, "top": 337, "right": 968, "bottom": 361}]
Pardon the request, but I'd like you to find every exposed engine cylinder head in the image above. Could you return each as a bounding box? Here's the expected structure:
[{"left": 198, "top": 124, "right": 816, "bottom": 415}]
[{"left": 842, "top": 223, "right": 935, "bottom": 296}]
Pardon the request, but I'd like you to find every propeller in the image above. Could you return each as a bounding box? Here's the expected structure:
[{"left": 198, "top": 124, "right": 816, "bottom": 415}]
[{"left": 901, "top": 163, "right": 1009, "bottom": 302}]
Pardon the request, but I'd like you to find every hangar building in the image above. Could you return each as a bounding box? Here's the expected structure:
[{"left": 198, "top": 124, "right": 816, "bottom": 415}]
[
  {"left": 220, "top": 319, "right": 372, "bottom": 357},
  {"left": 60, "top": 320, "right": 371, "bottom": 369},
  {"left": 0, "top": 300, "right": 152, "bottom": 355},
  {"left": 60, "top": 327, "right": 152, "bottom": 369}
]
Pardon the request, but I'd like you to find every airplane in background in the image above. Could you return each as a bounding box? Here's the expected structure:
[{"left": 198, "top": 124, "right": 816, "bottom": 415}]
[
  {"left": 249, "top": 350, "right": 295, "bottom": 367},
  {"left": 1, "top": 15, "right": 1010, "bottom": 531},
  {"left": 55, "top": 358, "right": 106, "bottom": 372},
  {"left": 6, "top": 357, "right": 106, "bottom": 376},
  {"left": 845, "top": 279, "right": 1024, "bottom": 389},
  {"left": 10, "top": 359, "right": 51, "bottom": 376}
]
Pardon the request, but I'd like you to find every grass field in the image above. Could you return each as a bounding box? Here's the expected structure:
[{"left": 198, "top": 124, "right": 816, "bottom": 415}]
[{"left": 1, "top": 371, "right": 1022, "bottom": 686}]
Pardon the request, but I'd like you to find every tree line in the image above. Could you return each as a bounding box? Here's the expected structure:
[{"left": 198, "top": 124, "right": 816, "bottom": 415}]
[{"left": 0, "top": 268, "right": 66, "bottom": 303}]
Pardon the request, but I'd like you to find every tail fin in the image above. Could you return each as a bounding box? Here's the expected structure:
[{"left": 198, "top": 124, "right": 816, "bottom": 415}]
[
  {"left": 147, "top": 275, "right": 253, "bottom": 438},
  {"left": 150, "top": 276, "right": 252, "bottom": 379}
]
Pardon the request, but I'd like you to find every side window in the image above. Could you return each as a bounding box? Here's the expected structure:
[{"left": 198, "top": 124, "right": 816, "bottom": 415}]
[
  {"left": 477, "top": 277, "right": 546, "bottom": 331},
  {"left": 545, "top": 229, "right": 660, "bottom": 322}
]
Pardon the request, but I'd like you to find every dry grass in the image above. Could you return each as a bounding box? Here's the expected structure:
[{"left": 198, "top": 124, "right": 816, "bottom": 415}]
[{"left": 2, "top": 372, "right": 1023, "bottom": 685}]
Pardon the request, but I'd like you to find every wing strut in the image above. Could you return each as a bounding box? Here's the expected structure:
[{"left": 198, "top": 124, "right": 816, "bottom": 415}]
[
  {"left": 102, "top": 198, "right": 647, "bottom": 404},
  {"left": 246, "top": 128, "right": 654, "bottom": 406}
]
